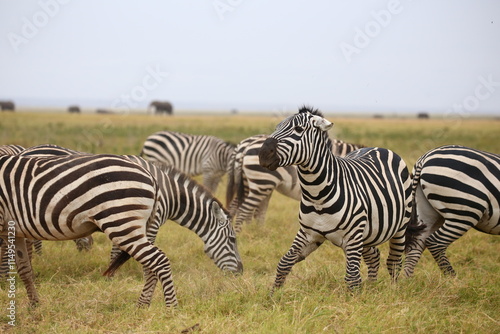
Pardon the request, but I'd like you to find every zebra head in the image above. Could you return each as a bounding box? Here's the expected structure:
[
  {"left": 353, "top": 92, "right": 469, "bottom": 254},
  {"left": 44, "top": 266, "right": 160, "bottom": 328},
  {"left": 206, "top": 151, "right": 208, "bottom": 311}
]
[
  {"left": 259, "top": 106, "right": 333, "bottom": 171},
  {"left": 204, "top": 201, "right": 243, "bottom": 274}
]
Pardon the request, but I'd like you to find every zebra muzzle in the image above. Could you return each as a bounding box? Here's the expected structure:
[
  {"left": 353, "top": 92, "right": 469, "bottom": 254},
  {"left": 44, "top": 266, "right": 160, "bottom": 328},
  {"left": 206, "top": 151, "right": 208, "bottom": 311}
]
[{"left": 259, "top": 137, "right": 280, "bottom": 171}]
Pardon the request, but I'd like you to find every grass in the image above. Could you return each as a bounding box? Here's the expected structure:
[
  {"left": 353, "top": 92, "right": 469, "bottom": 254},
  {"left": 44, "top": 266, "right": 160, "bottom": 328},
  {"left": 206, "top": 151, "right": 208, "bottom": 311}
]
[{"left": 0, "top": 111, "right": 499, "bottom": 333}]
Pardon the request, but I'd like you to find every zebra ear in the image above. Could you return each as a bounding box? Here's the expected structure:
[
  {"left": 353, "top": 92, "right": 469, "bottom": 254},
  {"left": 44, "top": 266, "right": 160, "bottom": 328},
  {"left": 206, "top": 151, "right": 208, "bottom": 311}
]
[
  {"left": 211, "top": 201, "right": 226, "bottom": 221},
  {"left": 311, "top": 115, "right": 333, "bottom": 132}
]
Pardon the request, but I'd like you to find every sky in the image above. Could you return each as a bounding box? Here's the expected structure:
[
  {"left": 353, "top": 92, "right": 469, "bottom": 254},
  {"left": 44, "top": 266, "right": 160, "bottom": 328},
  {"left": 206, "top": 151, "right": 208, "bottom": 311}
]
[{"left": 1, "top": 1, "right": 499, "bottom": 115}]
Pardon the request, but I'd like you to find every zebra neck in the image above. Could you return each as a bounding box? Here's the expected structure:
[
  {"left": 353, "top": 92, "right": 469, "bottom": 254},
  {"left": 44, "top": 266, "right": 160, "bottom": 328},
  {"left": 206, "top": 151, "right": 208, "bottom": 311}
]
[
  {"left": 297, "top": 148, "right": 338, "bottom": 197},
  {"left": 171, "top": 190, "right": 215, "bottom": 240}
]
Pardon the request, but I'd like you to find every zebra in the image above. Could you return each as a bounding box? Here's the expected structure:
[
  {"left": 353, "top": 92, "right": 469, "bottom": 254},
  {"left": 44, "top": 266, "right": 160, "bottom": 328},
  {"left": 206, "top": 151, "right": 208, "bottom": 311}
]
[
  {"left": 0, "top": 153, "right": 166, "bottom": 306},
  {"left": 258, "top": 106, "right": 412, "bottom": 292},
  {"left": 14, "top": 144, "right": 243, "bottom": 307},
  {"left": 0, "top": 144, "right": 44, "bottom": 277},
  {"left": 141, "top": 131, "right": 235, "bottom": 193},
  {"left": 404, "top": 145, "right": 500, "bottom": 277},
  {"left": 0, "top": 144, "right": 25, "bottom": 155},
  {"left": 226, "top": 135, "right": 364, "bottom": 233},
  {"left": 12, "top": 144, "right": 95, "bottom": 254}
]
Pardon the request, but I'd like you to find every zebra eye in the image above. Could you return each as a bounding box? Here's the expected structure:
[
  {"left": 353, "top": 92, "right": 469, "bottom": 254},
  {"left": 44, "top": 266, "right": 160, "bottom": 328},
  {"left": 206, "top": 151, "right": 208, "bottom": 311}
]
[{"left": 294, "top": 126, "right": 304, "bottom": 133}]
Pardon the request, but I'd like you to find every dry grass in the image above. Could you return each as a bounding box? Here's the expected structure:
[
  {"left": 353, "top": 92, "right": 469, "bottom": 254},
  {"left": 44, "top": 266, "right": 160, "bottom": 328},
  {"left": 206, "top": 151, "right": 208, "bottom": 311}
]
[{"left": 0, "top": 111, "right": 499, "bottom": 333}]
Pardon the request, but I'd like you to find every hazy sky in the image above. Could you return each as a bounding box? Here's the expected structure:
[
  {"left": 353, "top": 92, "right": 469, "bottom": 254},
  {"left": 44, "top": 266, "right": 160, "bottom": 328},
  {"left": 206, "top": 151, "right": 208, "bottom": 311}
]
[{"left": 1, "top": 1, "right": 499, "bottom": 115}]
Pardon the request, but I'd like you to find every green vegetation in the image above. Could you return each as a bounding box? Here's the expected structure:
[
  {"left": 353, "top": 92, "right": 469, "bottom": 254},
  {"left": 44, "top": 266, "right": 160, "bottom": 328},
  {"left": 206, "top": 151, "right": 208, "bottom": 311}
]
[{"left": 0, "top": 112, "right": 499, "bottom": 333}]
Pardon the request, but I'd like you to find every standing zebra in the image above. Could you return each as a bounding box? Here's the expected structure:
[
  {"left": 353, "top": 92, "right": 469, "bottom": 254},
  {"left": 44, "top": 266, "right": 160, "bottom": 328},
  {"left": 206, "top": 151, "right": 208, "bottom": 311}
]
[
  {"left": 15, "top": 144, "right": 243, "bottom": 307},
  {"left": 141, "top": 131, "right": 235, "bottom": 193},
  {"left": 0, "top": 153, "right": 222, "bottom": 308},
  {"left": 404, "top": 145, "right": 500, "bottom": 277},
  {"left": 227, "top": 135, "right": 364, "bottom": 232},
  {"left": 259, "top": 107, "right": 412, "bottom": 291}
]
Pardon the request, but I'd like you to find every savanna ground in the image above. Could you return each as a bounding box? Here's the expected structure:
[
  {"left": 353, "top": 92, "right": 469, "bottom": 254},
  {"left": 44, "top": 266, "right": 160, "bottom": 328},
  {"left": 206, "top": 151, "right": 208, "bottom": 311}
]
[{"left": 0, "top": 111, "right": 499, "bottom": 333}]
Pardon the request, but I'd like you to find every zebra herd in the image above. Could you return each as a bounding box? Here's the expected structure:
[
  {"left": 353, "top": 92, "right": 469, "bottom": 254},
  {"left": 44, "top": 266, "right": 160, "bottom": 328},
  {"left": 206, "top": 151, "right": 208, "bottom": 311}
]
[{"left": 0, "top": 106, "right": 498, "bottom": 311}]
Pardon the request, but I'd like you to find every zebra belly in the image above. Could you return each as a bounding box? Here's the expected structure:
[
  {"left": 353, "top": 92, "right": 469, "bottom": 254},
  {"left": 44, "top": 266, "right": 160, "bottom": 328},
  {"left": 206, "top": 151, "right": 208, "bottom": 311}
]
[{"left": 301, "top": 209, "right": 399, "bottom": 249}]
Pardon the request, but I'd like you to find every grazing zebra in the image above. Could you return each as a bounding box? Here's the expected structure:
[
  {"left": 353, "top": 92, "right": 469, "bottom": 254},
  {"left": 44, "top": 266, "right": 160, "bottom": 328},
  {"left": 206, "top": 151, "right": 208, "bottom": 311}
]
[
  {"left": 258, "top": 107, "right": 412, "bottom": 291},
  {"left": 107, "top": 155, "right": 243, "bottom": 306},
  {"left": 0, "top": 153, "right": 186, "bottom": 307},
  {"left": 141, "top": 131, "right": 235, "bottom": 193},
  {"left": 227, "top": 134, "right": 364, "bottom": 232},
  {"left": 404, "top": 145, "right": 500, "bottom": 277},
  {"left": 16, "top": 144, "right": 243, "bottom": 307}
]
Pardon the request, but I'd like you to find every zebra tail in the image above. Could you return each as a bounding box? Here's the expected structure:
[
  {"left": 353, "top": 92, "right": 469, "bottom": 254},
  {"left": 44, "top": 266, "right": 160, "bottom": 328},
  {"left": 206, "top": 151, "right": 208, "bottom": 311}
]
[
  {"left": 102, "top": 251, "right": 131, "bottom": 277},
  {"left": 226, "top": 159, "right": 236, "bottom": 207},
  {"left": 404, "top": 159, "right": 426, "bottom": 253}
]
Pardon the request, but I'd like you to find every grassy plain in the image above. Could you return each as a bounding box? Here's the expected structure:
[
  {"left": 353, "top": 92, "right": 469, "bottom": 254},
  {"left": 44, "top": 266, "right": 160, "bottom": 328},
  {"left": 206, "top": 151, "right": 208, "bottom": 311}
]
[{"left": 0, "top": 111, "right": 499, "bottom": 333}]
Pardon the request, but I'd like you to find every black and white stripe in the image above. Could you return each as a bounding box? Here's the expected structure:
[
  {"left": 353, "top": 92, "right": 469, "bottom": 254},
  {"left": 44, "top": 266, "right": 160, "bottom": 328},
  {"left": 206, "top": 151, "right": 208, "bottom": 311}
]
[
  {"left": 0, "top": 153, "right": 189, "bottom": 307},
  {"left": 227, "top": 135, "right": 364, "bottom": 233},
  {"left": 16, "top": 144, "right": 243, "bottom": 307},
  {"left": 404, "top": 145, "right": 500, "bottom": 276},
  {"left": 259, "top": 107, "right": 412, "bottom": 291},
  {"left": 141, "top": 131, "right": 235, "bottom": 193},
  {"left": 0, "top": 144, "right": 25, "bottom": 156},
  {"left": 109, "top": 155, "right": 243, "bottom": 306}
]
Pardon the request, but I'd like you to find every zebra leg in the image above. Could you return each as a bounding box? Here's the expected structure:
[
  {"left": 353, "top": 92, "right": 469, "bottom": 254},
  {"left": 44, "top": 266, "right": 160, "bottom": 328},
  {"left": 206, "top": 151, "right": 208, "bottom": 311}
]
[
  {"left": 425, "top": 219, "right": 474, "bottom": 276},
  {"left": 234, "top": 188, "right": 273, "bottom": 233},
  {"left": 25, "top": 239, "right": 34, "bottom": 261},
  {"left": 254, "top": 194, "right": 271, "bottom": 225},
  {"left": 137, "top": 267, "right": 158, "bottom": 307},
  {"left": 74, "top": 235, "right": 94, "bottom": 252},
  {"left": 33, "top": 239, "right": 42, "bottom": 255},
  {"left": 272, "top": 228, "right": 323, "bottom": 294},
  {"left": 361, "top": 246, "right": 380, "bottom": 281},
  {"left": 14, "top": 237, "right": 40, "bottom": 306},
  {"left": 386, "top": 229, "right": 406, "bottom": 282},
  {"left": 343, "top": 229, "right": 365, "bottom": 290},
  {"left": 0, "top": 239, "right": 8, "bottom": 278},
  {"left": 404, "top": 183, "right": 444, "bottom": 277}
]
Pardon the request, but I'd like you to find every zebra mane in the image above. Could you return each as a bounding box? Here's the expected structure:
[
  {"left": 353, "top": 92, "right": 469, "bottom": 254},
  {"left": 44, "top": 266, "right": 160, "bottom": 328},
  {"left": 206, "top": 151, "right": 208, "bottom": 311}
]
[{"left": 298, "top": 105, "right": 323, "bottom": 118}]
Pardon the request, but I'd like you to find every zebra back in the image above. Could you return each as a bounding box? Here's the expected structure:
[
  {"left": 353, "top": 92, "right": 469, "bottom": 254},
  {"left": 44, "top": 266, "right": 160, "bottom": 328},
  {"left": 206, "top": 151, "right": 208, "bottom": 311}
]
[
  {"left": 0, "top": 144, "right": 25, "bottom": 156},
  {"left": 141, "top": 131, "right": 234, "bottom": 193}
]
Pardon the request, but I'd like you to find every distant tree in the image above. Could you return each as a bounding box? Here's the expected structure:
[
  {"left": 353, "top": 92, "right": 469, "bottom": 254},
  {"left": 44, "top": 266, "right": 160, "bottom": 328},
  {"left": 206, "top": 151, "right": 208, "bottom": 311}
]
[
  {"left": 149, "top": 101, "right": 173, "bottom": 115},
  {"left": 68, "top": 105, "right": 81, "bottom": 113},
  {"left": 0, "top": 101, "right": 15, "bottom": 111}
]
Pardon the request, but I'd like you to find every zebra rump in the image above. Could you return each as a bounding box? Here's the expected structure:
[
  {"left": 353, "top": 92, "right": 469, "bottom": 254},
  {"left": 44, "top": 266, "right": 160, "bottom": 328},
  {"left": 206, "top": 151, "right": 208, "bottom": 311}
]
[{"left": 403, "top": 145, "right": 500, "bottom": 277}]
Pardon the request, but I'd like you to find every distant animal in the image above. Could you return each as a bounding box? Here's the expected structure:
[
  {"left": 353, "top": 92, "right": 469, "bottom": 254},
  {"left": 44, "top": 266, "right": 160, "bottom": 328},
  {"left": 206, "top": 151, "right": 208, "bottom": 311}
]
[
  {"left": 149, "top": 101, "right": 173, "bottom": 115},
  {"left": 141, "top": 131, "right": 235, "bottom": 193},
  {"left": 96, "top": 108, "right": 113, "bottom": 114},
  {"left": 259, "top": 106, "right": 412, "bottom": 292},
  {"left": 227, "top": 135, "right": 365, "bottom": 233},
  {"left": 404, "top": 145, "right": 499, "bottom": 277},
  {"left": 68, "top": 105, "right": 81, "bottom": 113},
  {"left": 0, "top": 101, "right": 15, "bottom": 111}
]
